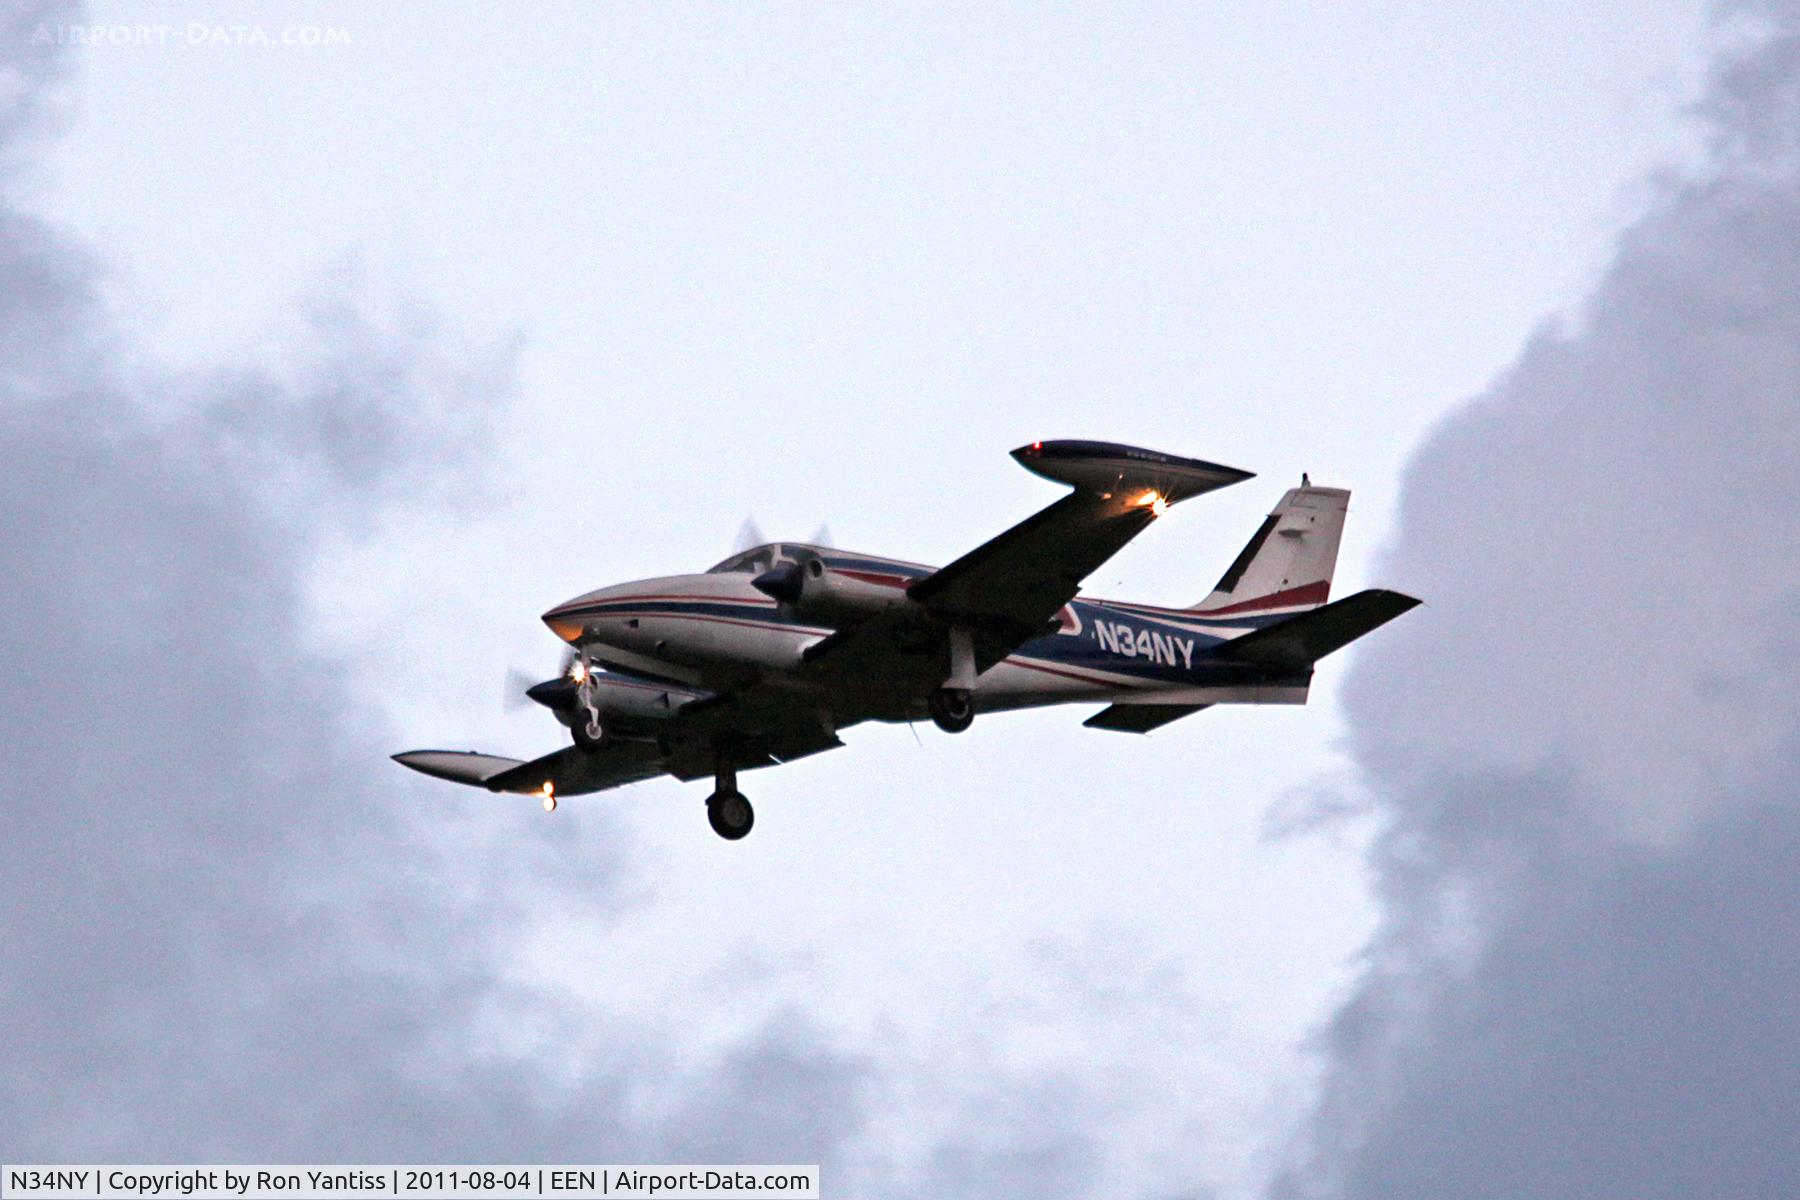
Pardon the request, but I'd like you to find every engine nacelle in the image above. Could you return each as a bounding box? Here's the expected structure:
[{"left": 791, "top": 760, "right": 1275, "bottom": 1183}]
[
  {"left": 528, "top": 671, "right": 698, "bottom": 734},
  {"left": 753, "top": 556, "right": 916, "bottom": 627}
]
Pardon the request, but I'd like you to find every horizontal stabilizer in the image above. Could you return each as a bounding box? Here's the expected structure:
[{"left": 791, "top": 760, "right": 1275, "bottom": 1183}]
[
  {"left": 393, "top": 750, "right": 525, "bottom": 787},
  {"left": 1216, "top": 588, "right": 1421, "bottom": 670},
  {"left": 1083, "top": 702, "right": 1213, "bottom": 734}
]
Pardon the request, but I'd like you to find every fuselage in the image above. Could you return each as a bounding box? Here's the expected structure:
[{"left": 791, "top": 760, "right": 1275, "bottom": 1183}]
[{"left": 542, "top": 542, "right": 1312, "bottom": 727}]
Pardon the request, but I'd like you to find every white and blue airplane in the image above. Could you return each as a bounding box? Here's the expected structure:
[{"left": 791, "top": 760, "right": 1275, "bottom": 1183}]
[{"left": 396, "top": 441, "right": 1418, "bottom": 839}]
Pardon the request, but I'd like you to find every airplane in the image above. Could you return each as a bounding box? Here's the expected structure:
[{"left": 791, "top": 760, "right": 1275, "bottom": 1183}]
[{"left": 395, "top": 440, "right": 1419, "bottom": 839}]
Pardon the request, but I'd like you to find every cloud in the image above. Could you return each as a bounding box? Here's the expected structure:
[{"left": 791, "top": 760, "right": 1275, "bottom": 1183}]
[
  {"left": 1274, "top": 5, "right": 1800, "bottom": 1197},
  {"left": 0, "top": 2, "right": 869, "bottom": 1165}
]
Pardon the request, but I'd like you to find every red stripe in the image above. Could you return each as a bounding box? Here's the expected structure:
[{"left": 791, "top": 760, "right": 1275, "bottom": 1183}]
[
  {"left": 1104, "top": 599, "right": 1191, "bottom": 616},
  {"left": 607, "top": 592, "right": 776, "bottom": 607},
  {"left": 1192, "top": 580, "right": 1329, "bottom": 616}
]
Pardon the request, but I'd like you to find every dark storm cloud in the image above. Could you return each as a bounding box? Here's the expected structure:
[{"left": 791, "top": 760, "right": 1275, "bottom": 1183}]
[
  {"left": 0, "top": 2, "right": 868, "bottom": 1164},
  {"left": 1274, "top": 5, "right": 1800, "bottom": 1197}
]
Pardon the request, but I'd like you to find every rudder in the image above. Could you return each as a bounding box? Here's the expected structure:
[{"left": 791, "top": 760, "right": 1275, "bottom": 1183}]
[{"left": 1191, "top": 483, "right": 1349, "bottom": 615}]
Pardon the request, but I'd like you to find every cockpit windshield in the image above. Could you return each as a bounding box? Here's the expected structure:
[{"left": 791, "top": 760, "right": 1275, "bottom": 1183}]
[
  {"left": 705, "top": 543, "right": 825, "bottom": 574},
  {"left": 706, "top": 545, "right": 780, "bottom": 575}
]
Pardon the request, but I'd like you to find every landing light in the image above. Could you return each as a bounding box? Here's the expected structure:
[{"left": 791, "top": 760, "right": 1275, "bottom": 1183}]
[
  {"left": 1136, "top": 489, "right": 1169, "bottom": 517},
  {"left": 540, "top": 781, "right": 557, "bottom": 812},
  {"left": 569, "top": 659, "right": 589, "bottom": 684}
]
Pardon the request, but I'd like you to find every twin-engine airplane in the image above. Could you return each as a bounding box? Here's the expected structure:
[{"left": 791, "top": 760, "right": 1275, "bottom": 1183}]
[{"left": 395, "top": 441, "right": 1419, "bottom": 839}]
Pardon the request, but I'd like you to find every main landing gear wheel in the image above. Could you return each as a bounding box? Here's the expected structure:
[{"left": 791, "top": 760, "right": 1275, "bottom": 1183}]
[
  {"left": 571, "top": 710, "right": 604, "bottom": 751},
  {"left": 928, "top": 686, "right": 974, "bottom": 734},
  {"left": 707, "top": 790, "right": 755, "bottom": 840}
]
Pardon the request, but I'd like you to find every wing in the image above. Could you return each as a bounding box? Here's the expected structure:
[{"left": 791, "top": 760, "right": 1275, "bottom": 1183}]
[
  {"left": 908, "top": 441, "right": 1254, "bottom": 668},
  {"left": 392, "top": 750, "right": 528, "bottom": 786},
  {"left": 908, "top": 490, "right": 1152, "bottom": 657},
  {"left": 396, "top": 690, "right": 850, "bottom": 801},
  {"left": 395, "top": 740, "right": 667, "bottom": 798},
  {"left": 661, "top": 694, "right": 846, "bottom": 781}
]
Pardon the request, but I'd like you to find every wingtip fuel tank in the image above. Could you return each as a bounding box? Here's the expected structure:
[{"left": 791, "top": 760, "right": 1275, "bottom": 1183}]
[{"left": 1011, "top": 440, "right": 1254, "bottom": 504}]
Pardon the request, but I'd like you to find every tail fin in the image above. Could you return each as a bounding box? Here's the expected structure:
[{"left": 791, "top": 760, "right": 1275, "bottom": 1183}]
[{"left": 1191, "top": 483, "right": 1349, "bottom": 615}]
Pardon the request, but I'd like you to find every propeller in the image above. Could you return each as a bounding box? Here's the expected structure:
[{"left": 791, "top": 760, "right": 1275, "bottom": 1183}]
[
  {"left": 753, "top": 543, "right": 824, "bottom": 605},
  {"left": 753, "top": 560, "right": 806, "bottom": 604},
  {"left": 732, "top": 517, "right": 766, "bottom": 554},
  {"left": 810, "top": 522, "right": 833, "bottom": 548},
  {"left": 506, "top": 647, "right": 602, "bottom": 746},
  {"left": 503, "top": 647, "right": 582, "bottom": 713},
  {"left": 503, "top": 666, "right": 541, "bottom": 712}
]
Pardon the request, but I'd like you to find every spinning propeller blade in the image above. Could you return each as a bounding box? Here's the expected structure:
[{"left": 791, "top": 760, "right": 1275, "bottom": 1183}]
[
  {"left": 503, "top": 667, "right": 539, "bottom": 712},
  {"left": 504, "top": 649, "right": 581, "bottom": 713},
  {"left": 732, "top": 517, "right": 766, "bottom": 553}
]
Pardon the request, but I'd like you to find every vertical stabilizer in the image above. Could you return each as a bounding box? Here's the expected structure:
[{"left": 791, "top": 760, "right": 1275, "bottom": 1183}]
[{"left": 1190, "top": 485, "right": 1349, "bottom": 615}]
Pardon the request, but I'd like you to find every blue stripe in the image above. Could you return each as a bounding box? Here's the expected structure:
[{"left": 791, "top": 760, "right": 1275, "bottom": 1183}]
[{"left": 560, "top": 598, "right": 827, "bottom": 630}]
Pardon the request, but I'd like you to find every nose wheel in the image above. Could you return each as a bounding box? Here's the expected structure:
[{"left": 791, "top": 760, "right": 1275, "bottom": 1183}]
[
  {"left": 571, "top": 707, "right": 604, "bottom": 751},
  {"left": 707, "top": 789, "right": 754, "bottom": 840}
]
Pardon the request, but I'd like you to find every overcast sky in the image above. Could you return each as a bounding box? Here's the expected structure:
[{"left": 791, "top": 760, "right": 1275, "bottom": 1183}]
[{"left": 10, "top": 2, "right": 1794, "bottom": 1197}]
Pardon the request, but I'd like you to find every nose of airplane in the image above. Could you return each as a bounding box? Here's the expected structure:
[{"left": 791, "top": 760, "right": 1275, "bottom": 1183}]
[{"left": 541, "top": 596, "right": 589, "bottom": 644}]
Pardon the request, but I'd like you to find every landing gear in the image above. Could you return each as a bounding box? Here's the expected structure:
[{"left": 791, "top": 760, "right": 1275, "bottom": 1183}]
[
  {"left": 929, "top": 686, "right": 974, "bottom": 733},
  {"left": 931, "top": 624, "right": 977, "bottom": 733},
  {"left": 707, "top": 789, "right": 755, "bottom": 840},
  {"left": 570, "top": 645, "right": 603, "bottom": 751},
  {"left": 707, "top": 758, "right": 754, "bottom": 840},
  {"left": 571, "top": 708, "right": 604, "bottom": 751}
]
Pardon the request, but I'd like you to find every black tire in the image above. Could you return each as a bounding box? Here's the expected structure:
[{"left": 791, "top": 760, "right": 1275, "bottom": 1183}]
[
  {"left": 928, "top": 686, "right": 975, "bottom": 734},
  {"left": 571, "top": 712, "right": 604, "bottom": 751},
  {"left": 707, "top": 790, "right": 755, "bottom": 840}
]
